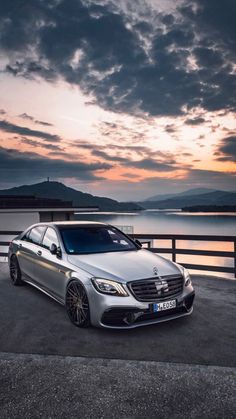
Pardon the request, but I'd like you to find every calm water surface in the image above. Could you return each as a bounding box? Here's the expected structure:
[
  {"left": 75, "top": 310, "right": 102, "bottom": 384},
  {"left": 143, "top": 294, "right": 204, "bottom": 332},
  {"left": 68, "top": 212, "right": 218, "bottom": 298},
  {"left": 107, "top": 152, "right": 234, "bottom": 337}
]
[{"left": 75, "top": 210, "right": 236, "bottom": 235}]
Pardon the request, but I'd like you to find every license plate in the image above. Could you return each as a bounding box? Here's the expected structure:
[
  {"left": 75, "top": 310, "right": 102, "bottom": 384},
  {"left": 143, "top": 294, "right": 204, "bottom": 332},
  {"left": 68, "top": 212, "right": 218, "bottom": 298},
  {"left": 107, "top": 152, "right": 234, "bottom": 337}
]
[{"left": 151, "top": 299, "right": 176, "bottom": 313}]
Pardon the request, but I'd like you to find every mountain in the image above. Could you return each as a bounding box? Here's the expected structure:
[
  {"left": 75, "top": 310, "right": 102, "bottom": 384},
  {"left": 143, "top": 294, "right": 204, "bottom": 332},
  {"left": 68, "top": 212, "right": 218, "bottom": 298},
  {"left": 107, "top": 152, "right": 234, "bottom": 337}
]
[
  {"left": 0, "top": 181, "right": 142, "bottom": 212},
  {"left": 139, "top": 190, "right": 236, "bottom": 209},
  {"left": 144, "top": 188, "right": 218, "bottom": 202}
]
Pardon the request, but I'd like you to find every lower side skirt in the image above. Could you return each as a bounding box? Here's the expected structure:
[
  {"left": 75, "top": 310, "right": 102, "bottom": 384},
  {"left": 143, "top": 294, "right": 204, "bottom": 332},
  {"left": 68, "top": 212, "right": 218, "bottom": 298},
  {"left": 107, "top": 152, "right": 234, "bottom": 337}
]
[{"left": 22, "top": 275, "right": 64, "bottom": 306}]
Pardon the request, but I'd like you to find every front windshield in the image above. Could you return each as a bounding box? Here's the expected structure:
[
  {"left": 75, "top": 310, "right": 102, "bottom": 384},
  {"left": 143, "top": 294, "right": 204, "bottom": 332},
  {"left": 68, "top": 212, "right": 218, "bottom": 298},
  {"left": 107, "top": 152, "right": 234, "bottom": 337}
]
[{"left": 59, "top": 225, "right": 137, "bottom": 254}]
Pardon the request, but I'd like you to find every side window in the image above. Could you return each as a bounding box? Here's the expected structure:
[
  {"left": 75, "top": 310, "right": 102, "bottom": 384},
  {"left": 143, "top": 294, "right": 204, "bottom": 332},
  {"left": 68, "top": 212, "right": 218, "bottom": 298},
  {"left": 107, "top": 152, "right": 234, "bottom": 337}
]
[
  {"left": 28, "top": 226, "right": 46, "bottom": 246},
  {"left": 21, "top": 229, "right": 31, "bottom": 242},
  {"left": 42, "top": 227, "right": 59, "bottom": 250}
]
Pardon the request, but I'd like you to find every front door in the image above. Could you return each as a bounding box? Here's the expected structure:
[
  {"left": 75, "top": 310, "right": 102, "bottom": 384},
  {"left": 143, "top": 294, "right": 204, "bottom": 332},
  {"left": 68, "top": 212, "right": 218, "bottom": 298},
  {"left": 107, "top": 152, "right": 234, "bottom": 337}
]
[{"left": 33, "top": 227, "right": 68, "bottom": 301}]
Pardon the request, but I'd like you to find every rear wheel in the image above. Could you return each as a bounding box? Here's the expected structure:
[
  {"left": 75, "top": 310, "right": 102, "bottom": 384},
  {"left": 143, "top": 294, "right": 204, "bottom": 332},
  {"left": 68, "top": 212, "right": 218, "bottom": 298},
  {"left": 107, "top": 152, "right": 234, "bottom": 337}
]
[
  {"left": 66, "top": 280, "right": 90, "bottom": 327},
  {"left": 10, "top": 255, "right": 24, "bottom": 286}
]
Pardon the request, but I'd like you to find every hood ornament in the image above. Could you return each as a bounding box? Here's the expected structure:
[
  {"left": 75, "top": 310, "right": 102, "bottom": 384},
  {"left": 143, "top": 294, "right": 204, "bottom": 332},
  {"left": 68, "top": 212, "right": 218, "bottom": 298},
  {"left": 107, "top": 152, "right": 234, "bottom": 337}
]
[{"left": 153, "top": 266, "right": 158, "bottom": 276}]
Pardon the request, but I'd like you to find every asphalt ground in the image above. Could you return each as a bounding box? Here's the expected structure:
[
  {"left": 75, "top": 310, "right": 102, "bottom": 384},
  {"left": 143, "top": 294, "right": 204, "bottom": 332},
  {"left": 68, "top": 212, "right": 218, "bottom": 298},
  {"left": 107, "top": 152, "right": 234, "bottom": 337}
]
[
  {"left": 0, "top": 263, "right": 235, "bottom": 366},
  {"left": 0, "top": 353, "right": 235, "bottom": 419},
  {"left": 0, "top": 262, "right": 235, "bottom": 418}
]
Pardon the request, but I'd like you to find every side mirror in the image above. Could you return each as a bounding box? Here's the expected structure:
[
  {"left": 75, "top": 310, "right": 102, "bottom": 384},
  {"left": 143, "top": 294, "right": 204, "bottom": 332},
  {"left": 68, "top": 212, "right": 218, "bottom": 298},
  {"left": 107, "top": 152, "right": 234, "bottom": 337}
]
[
  {"left": 135, "top": 239, "right": 142, "bottom": 248},
  {"left": 50, "top": 243, "right": 61, "bottom": 258}
]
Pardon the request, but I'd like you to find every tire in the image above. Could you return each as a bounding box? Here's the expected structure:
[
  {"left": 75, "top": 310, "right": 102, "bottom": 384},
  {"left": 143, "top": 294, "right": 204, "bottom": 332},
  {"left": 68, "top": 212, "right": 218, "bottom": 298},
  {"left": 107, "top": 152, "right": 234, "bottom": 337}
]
[
  {"left": 10, "top": 255, "right": 24, "bottom": 286},
  {"left": 66, "top": 280, "right": 90, "bottom": 327}
]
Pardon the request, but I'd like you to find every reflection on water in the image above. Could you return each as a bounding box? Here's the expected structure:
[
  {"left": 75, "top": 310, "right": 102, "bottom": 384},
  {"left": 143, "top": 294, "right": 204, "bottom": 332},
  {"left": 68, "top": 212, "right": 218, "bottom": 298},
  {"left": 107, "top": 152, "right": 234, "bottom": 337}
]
[
  {"left": 173, "top": 211, "right": 236, "bottom": 217},
  {"left": 75, "top": 210, "right": 236, "bottom": 279},
  {"left": 75, "top": 210, "right": 236, "bottom": 235}
]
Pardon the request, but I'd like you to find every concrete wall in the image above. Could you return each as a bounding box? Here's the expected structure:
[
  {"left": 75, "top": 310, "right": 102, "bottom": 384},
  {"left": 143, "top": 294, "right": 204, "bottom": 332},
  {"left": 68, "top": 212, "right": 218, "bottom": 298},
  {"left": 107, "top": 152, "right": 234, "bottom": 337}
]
[
  {"left": 0, "top": 212, "right": 40, "bottom": 262},
  {"left": 0, "top": 212, "right": 39, "bottom": 230}
]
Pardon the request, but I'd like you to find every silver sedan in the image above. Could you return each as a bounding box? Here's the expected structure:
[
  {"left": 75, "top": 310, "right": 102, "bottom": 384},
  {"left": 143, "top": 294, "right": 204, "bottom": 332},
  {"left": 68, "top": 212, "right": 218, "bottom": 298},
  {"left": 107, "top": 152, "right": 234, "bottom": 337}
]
[{"left": 8, "top": 221, "right": 195, "bottom": 329}]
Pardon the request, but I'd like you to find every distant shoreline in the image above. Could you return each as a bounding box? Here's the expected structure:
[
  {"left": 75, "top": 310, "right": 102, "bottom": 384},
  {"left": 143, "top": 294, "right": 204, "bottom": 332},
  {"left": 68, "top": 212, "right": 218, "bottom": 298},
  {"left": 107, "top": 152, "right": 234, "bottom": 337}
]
[{"left": 182, "top": 205, "right": 236, "bottom": 213}]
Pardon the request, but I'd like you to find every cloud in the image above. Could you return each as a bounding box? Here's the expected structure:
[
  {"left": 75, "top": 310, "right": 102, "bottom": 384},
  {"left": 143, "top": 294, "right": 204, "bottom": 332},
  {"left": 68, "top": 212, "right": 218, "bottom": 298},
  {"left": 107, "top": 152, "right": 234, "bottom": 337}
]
[
  {"left": 186, "top": 168, "right": 236, "bottom": 188},
  {"left": 0, "top": 119, "right": 60, "bottom": 142},
  {"left": 127, "top": 158, "right": 177, "bottom": 172},
  {"left": 121, "top": 172, "right": 141, "bottom": 179},
  {"left": 0, "top": 146, "right": 111, "bottom": 185},
  {"left": 92, "top": 149, "right": 127, "bottom": 162},
  {"left": 1, "top": 0, "right": 235, "bottom": 117},
  {"left": 20, "top": 138, "right": 62, "bottom": 151},
  {"left": 19, "top": 113, "right": 34, "bottom": 121},
  {"left": 0, "top": 109, "right": 6, "bottom": 115},
  {"left": 19, "top": 112, "right": 54, "bottom": 126},
  {"left": 185, "top": 117, "right": 205, "bottom": 125},
  {"left": 5, "top": 61, "right": 56, "bottom": 81},
  {"left": 142, "top": 168, "right": 236, "bottom": 192},
  {"left": 215, "top": 135, "right": 236, "bottom": 162},
  {"left": 165, "top": 124, "right": 177, "bottom": 133},
  {"left": 35, "top": 120, "right": 53, "bottom": 127},
  {"left": 91, "top": 150, "right": 178, "bottom": 171},
  {"left": 75, "top": 141, "right": 177, "bottom": 165},
  {"left": 181, "top": 0, "right": 236, "bottom": 55}
]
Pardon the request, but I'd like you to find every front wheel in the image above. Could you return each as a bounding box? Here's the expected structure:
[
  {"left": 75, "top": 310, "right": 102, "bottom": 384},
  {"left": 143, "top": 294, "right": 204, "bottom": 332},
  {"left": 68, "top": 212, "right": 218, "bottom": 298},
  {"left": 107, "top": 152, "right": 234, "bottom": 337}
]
[
  {"left": 10, "top": 255, "right": 24, "bottom": 286},
  {"left": 66, "top": 280, "right": 90, "bottom": 327}
]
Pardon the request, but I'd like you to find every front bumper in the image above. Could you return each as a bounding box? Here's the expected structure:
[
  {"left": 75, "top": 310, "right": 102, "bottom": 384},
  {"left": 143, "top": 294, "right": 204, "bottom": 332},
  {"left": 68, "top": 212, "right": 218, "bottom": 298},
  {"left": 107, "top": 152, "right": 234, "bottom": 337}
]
[{"left": 86, "top": 283, "right": 195, "bottom": 329}]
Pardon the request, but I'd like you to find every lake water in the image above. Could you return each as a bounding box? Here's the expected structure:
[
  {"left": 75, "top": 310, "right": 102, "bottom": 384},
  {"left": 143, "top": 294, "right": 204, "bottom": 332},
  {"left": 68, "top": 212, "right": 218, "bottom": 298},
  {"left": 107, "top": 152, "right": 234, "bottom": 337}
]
[
  {"left": 75, "top": 210, "right": 236, "bottom": 279},
  {"left": 75, "top": 209, "right": 236, "bottom": 235}
]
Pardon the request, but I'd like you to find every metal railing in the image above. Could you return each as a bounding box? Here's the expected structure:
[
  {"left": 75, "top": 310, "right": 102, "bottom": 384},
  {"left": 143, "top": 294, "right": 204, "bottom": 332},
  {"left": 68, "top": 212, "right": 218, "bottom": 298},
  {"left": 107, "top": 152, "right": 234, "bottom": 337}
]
[
  {"left": 0, "top": 231, "right": 236, "bottom": 277},
  {"left": 130, "top": 234, "right": 236, "bottom": 278},
  {"left": 0, "top": 231, "right": 22, "bottom": 259}
]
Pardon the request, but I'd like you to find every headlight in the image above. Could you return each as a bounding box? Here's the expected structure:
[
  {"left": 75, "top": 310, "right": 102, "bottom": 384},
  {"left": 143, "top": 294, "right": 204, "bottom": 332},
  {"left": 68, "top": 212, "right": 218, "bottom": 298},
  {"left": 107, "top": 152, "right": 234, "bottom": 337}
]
[
  {"left": 92, "top": 278, "right": 128, "bottom": 296},
  {"left": 183, "top": 268, "right": 191, "bottom": 286}
]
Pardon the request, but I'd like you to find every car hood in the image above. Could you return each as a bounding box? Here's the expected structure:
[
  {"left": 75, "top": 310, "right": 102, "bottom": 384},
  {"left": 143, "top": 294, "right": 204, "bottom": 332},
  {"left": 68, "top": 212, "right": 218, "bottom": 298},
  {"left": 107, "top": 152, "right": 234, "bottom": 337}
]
[{"left": 67, "top": 249, "right": 182, "bottom": 283}]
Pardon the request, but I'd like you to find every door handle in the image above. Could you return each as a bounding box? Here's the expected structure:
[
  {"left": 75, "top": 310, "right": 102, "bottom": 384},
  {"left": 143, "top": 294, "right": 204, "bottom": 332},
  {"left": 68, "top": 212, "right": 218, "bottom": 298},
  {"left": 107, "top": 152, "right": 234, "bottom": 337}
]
[{"left": 37, "top": 250, "right": 42, "bottom": 256}]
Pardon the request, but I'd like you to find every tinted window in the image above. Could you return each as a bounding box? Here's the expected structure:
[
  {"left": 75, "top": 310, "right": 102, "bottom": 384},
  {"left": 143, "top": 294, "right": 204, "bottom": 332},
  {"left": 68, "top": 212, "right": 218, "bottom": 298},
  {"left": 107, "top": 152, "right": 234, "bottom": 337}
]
[
  {"left": 60, "top": 226, "right": 137, "bottom": 254},
  {"left": 21, "top": 230, "right": 31, "bottom": 242},
  {"left": 42, "top": 227, "right": 59, "bottom": 250},
  {"left": 28, "top": 226, "right": 46, "bottom": 245}
]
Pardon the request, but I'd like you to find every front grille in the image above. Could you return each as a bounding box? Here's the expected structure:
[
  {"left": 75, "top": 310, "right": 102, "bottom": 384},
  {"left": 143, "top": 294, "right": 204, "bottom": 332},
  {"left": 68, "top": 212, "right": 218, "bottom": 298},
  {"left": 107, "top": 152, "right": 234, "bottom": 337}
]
[{"left": 128, "top": 275, "right": 184, "bottom": 302}]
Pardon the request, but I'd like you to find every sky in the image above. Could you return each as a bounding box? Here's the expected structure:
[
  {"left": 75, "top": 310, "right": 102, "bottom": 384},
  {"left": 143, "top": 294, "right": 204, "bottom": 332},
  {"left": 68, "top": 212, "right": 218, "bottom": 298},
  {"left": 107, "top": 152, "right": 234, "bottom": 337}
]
[{"left": 0, "top": 0, "right": 235, "bottom": 201}]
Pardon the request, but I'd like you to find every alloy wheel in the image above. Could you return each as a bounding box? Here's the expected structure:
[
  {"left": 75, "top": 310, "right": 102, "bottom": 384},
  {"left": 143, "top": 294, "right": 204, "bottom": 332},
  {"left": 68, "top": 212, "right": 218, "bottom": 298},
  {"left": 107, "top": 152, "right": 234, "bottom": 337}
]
[
  {"left": 9, "top": 256, "right": 23, "bottom": 285},
  {"left": 66, "top": 281, "right": 90, "bottom": 327}
]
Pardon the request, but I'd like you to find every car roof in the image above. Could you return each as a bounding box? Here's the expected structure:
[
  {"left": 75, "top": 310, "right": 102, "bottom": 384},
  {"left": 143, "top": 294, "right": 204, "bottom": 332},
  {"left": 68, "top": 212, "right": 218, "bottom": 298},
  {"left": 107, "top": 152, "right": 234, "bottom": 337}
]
[
  {"left": 19, "top": 221, "right": 112, "bottom": 239},
  {"left": 53, "top": 221, "right": 107, "bottom": 225},
  {"left": 21, "top": 221, "right": 109, "bottom": 233},
  {"left": 42, "top": 221, "right": 108, "bottom": 228}
]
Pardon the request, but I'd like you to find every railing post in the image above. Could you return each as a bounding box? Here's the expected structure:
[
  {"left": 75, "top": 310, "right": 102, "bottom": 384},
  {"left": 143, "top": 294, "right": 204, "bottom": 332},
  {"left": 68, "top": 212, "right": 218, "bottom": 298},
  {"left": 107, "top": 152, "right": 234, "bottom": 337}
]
[
  {"left": 172, "top": 238, "right": 176, "bottom": 262},
  {"left": 234, "top": 240, "right": 236, "bottom": 279}
]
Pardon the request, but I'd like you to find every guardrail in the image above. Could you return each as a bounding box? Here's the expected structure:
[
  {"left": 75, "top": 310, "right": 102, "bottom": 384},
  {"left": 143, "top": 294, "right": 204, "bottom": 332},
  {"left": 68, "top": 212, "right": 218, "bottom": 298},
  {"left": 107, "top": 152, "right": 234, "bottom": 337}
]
[
  {"left": 130, "top": 234, "right": 236, "bottom": 278},
  {"left": 0, "top": 231, "right": 235, "bottom": 278},
  {"left": 0, "top": 231, "right": 22, "bottom": 259}
]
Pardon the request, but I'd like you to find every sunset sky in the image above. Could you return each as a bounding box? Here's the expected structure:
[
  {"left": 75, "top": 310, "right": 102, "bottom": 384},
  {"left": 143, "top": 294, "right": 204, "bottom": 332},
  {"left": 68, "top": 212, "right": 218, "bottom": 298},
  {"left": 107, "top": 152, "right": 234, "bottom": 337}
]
[{"left": 0, "top": 0, "right": 235, "bottom": 200}]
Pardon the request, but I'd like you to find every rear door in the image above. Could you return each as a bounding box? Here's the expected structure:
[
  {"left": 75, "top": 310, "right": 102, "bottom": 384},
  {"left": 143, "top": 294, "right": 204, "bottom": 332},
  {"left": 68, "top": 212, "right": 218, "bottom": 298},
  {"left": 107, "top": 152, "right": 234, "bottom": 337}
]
[{"left": 17, "top": 225, "right": 46, "bottom": 280}]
